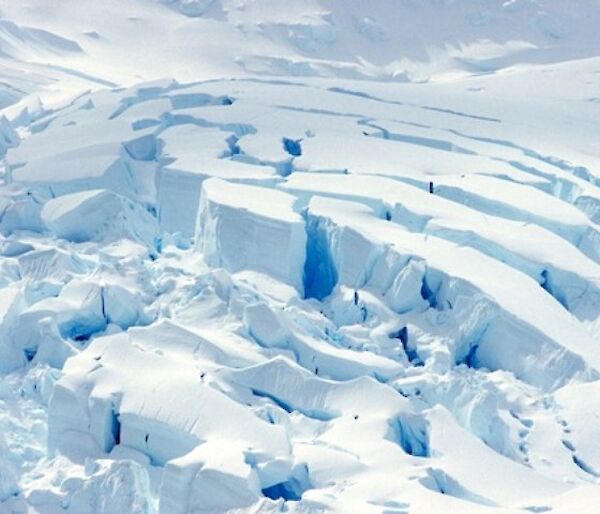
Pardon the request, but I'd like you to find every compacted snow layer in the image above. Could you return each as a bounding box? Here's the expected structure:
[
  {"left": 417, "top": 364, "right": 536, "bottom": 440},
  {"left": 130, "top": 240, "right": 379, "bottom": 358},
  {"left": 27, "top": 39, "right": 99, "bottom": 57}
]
[{"left": 0, "top": 1, "right": 600, "bottom": 513}]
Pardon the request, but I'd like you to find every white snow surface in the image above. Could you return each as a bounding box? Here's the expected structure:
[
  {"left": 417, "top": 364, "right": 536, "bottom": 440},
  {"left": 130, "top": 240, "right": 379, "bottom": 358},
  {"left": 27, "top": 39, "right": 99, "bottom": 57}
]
[{"left": 0, "top": 0, "right": 600, "bottom": 513}]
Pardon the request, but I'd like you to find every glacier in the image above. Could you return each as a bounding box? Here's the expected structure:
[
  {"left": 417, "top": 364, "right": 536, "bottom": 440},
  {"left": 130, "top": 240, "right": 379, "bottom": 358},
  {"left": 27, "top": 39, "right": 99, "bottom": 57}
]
[{"left": 0, "top": 0, "right": 600, "bottom": 513}]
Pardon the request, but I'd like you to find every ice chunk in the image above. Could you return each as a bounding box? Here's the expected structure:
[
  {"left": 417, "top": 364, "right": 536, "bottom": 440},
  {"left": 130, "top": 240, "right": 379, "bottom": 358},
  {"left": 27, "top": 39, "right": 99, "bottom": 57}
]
[
  {"left": 0, "top": 239, "right": 34, "bottom": 257},
  {"left": 102, "top": 284, "right": 145, "bottom": 329},
  {"left": 243, "top": 302, "right": 289, "bottom": 348},
  {"left": 123, "top": 133, "right": 161, "bottom": 161},
  {"left": 386, "top": 259, "right": 430, "bottom": 314},
  {"left": 33, "top": 458, "right": 154, "bottom": 514},
  {"left": 10, "top": 279, "right": 105, "bottom": 367},
  {"left": 31, "top": 317, "right": 76, "bottom": 369},
  {"left": 66, "top": 459, "right": 153, "bottom": 514},
  {"left": 0, "top": 115, "right": 19, "bottom": 148},
  {"left": 0, "top": 193, "right": 45, "bottom": 235},
  {"left": 0, "top": 434, "right": 19, "bottom": 501},
  {"left": 0, "top": 286, "right": 27, "bottom": 373},
  {"left": 21, "top": 364, "right": 62, "bottom": 405},
  {"left": 18, "top": 247, "right": 90, "bottom": 282},
  {"left": 196, "top": 178, "right": 306, "bottom": 293},
  {"left": 41, "top": 189, "right": 157, "bottom": 246},
  {"left": 159, "top": 441, "right": 260, "bottom": 514}
]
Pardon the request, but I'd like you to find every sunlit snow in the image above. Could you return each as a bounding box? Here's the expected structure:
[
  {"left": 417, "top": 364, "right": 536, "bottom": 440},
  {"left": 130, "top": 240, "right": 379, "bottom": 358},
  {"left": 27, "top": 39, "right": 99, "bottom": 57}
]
[{"left": 1, "top": 1, "right": 600, "bottom": 513}]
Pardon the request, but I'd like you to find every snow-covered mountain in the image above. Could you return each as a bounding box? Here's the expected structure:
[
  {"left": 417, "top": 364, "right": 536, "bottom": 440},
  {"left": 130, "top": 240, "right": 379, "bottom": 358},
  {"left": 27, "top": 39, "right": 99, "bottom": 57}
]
[{"left": 1, "top": 1, "right": 600, "bottom": 513}]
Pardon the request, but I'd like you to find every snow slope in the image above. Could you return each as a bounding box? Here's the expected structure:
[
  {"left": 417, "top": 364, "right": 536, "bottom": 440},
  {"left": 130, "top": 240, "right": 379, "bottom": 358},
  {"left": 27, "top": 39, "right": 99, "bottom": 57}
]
[{"left": 1, "top": 0, "right": 600, "bottom": 513}]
